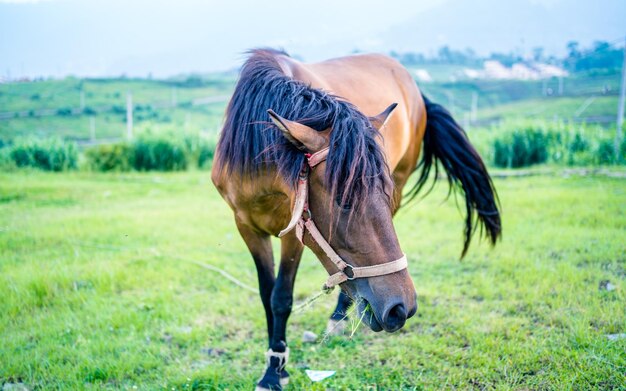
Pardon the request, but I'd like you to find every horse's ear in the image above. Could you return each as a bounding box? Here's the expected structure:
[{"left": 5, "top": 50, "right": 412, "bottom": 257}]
[
  {"left": 369, "top": 103, "right": 398, "bottom": 130},
  {"left": 267, "top": 109, "right": 327, "bottom": 152}
]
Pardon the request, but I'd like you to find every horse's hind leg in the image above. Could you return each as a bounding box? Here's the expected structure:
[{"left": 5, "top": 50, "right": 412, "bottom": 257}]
[
  {"left": 326, "top": 290, "right": 352, "bottom": 336},
  {"left": 256, "top": 231, "right": 303, "bottom": 391}
]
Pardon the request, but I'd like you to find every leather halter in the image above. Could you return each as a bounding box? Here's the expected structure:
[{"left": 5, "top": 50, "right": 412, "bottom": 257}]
[{"left": 278, "top": 147, "right": 408, "bottom": 291}]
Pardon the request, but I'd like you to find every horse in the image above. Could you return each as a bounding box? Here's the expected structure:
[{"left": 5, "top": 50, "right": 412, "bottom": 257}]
[{"left": 211, "top": 48, "right": 500, "bottom": 390}]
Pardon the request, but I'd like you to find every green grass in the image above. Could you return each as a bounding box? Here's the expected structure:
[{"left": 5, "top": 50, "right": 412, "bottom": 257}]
[
  {"left": 2, "top": 69, "right": 622, "bottom": 144},
  {"left": 1, "top": 170, "right": 624, "bottom": 390},
  {"left": 1, "top": 106, "right": 226, "bottom": 142},
  {"left": 0, "top": 78, "right": 232, "bottom": 141},
  {"left": 417, "top": 70, "right": 622, "bottom": 122},
  {"left": 0, "top": 78, "right": 233, "bottom": 113},
  {"left": 476, "top": 96, "right": 620, "bottom": 122}
]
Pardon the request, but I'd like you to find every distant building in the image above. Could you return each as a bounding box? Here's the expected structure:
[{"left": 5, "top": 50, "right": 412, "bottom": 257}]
[
  {"left": 463, "top": 69, "right": 481, "bottom": 79},
  {"left": 533, "top": 63, "right": 568, "bottom": 78},
  {"left": 483, "top": 61, "right": 511, "bottom": 79},
  {"left": 511, "top": 63, "right": 538, "bottom": 79},
  {"left": 467, "top": 60, "right": 568, "bottom": 80},
  {"left": 414, "top": 69, "right": 433, "bottom": 82}
]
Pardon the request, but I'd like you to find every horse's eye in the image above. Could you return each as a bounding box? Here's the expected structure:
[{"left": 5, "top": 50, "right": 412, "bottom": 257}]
[{"left": 335, "top": 195, "right": 352, "bottom": 210}]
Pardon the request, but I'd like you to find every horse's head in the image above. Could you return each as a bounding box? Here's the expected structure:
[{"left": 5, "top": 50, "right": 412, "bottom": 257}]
[{"left": 268, "top": 105, "right": 417, "bottom": 333}]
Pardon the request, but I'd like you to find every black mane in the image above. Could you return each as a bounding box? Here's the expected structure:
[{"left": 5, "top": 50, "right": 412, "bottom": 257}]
[{"left": 215, "top": 48, "right": 390, "bottom": 214}]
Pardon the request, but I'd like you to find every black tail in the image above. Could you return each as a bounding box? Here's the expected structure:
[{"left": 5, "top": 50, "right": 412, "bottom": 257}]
[{"left": 408, "top": 95, "right": 501, "bottom": 257}]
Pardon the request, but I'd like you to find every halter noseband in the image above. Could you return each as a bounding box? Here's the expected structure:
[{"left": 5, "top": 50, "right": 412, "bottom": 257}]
[{"left": 278, "top": 147, "right": 408, "bottom": 291}]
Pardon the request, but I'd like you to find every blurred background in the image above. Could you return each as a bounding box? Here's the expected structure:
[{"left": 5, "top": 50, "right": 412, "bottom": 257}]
[{"left": 0, "top": 0, "right": 625, "bottom": 170}]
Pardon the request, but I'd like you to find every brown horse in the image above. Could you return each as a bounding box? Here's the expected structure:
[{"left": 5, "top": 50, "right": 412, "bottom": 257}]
[{"left": 212, "top": 48, "right": 500, "bottom": 390}]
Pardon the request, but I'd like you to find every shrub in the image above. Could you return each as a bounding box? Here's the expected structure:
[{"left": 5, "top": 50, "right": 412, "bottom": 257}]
[
  {"left": 493, "top": 127, "right": 548, "bottom": 168},
  {"left": 197, "top": 138, "right": 216, "bottom": 169},
  {"left": 490, "top": 121, "right": 625, "bottom": 168},
  {"left": 174, "top": 132, "right": 217, "bottom": 169},
  {"left": 0, "top": 146, "right": 16, "bottom": 171},
  {"left": 8, "top": 138, "right": 78, "bottom": 171},
  {"left": 136, "top": 111, "right": 158, "bottom": 121},
  {"left": 82, "top": 106, "right": 97, "bottom": 115},
  {"left": 132, "top": 135, "right": 187, "bottom": 171},
  {"left": 550, "top": 126, "right": 620, "bottom": 166},
  {"left": 85, "top": 143, "right": 133, "bottom": 172},
  {"left": 110, "top": 105, "right": 125, "bottom": 114},
  {"left": 2, "top": 132, "right": 220, "bottom": 173},
  {"left": 596, "top": 139, "right": 615, "bottom": 165},
  {"left": 56, "top": 107, "right": 73, "bottom": 116}
]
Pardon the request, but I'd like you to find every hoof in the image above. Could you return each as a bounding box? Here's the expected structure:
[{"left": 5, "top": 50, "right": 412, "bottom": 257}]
[
  {"left": 257, "top": 346, "right": 289, "bottom": 390},
  {"left": 325, "top": 318, "right": 349, "bottom": 336},
  {"left": 255, "top": 370, "right": 288, "bottom": 391}
]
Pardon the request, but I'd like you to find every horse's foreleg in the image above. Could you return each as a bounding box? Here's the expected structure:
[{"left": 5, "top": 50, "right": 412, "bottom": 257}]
[
  {"left": 271, "top": 232, "right": 303, "bottom": 347},
  {"left": 236, "top": 220, "right": 275, "bottom": 346},
  {"left": 257, "top": 232, "right": 303, "bottom": 391}
]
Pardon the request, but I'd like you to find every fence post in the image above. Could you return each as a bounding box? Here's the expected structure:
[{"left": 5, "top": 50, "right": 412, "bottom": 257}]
[
  {"left": 171, "top": 87, "right": 177, "bottom": 108},
  {"left": 446, "top": 92, "right": 455, "bottom": 116},
  {"left": 616, "top": 36, "right": 626, "bottom": 161},
  {"left": 471, "top": 91, "right": 478, "bottom": 122},
  {"left": 126, "top": 91, "right": 133, "bottom": 140},
  {"left": 90, "top": 116, "right": 96, "bottom": 142}
]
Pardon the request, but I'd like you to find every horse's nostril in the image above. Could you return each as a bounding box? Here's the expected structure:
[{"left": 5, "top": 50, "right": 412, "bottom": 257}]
[{"left": 383, "top": 303, "right": 407, "bottom": 332}]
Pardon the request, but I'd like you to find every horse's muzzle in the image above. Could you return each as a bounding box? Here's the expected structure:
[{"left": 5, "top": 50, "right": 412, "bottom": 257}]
[
  {"left": 357, "top": 291, "right": 417, "bottom": 333},
  {"left": 382, "top": 302, "right": 408, "bottom": 332}
]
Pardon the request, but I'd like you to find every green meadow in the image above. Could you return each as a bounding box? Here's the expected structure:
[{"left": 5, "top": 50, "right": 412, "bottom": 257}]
[
  {"left": 1, "top": 170, "right": 624, "bottom": 390},
  {"left": 0, "top": 77, "right": 232, "bottom": 141},
  {"left": 1, "top": 62, "right": 625, "bottom": 389},
  {"left": 1, "top": 67, "right": 622, "bottom": 144}
]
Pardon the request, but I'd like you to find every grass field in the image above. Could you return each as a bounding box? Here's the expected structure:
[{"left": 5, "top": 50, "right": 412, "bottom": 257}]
[
  {"left": 1, "top": 170, "right": 625, "bottom": 390},
  {"left": 1, "top": 67, "right": 622, "bottom": 144},
  {"left": 0, "top": 78, "right": 232, "bottom": 141},
  {"left": 474, "top": 96, "right": 620, "bottom": 122},
  {"left": 0, "top": 105, "right": 226, "bottom": 142}
]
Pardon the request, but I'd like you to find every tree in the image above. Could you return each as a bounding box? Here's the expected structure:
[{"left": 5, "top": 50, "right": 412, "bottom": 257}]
[
  {"left": 565, "top": 40, "right": 622, "bottom": 72},
  {"left": 566, "top": 41, "right": 580, "bottom": 58}
]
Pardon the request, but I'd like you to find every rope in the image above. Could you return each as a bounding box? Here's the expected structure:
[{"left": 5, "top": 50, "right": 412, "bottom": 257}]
[
  {"left": 293, "top": 289, "right": 328, "bottom": 313},
  {"left": 3, "top": 225, "right": 338, "bottom": 315},
  {"left": 167, "top": 256, "right": 257, "bottom": 293},
  {"left": 2, "top": 226, "right": 259, "bottom": 294}
]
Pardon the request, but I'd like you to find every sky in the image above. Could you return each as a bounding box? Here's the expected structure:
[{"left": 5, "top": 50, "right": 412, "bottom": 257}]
[{"left": 0, "top": 0, "right": 624, "bottom": 79}]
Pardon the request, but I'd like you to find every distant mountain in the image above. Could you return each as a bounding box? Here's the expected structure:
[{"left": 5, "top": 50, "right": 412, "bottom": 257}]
[
  {"left": 0, "top": 0, "right": 623, "bottom": 78},
  {"left": 374, "top": 0, "right": 625, "bottom": 57}
]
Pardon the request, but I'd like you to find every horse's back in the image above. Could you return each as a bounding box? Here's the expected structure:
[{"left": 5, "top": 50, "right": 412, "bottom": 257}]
[{"left": 283, "top": 53, "right": 426, "bottom": 181}]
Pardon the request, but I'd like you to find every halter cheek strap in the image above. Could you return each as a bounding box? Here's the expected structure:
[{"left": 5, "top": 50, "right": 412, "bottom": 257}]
[{"left": 278, "top": 147, "right": 408, "bottom": 291}]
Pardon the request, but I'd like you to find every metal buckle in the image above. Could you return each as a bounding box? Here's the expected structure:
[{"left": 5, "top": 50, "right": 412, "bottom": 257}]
[
  {"left": 302, "top": 206, "right": 312, "bottom": 221},
  {"left": 298, "top": 167, "right": 308, "bottom": 180},
  {"left": 343, "top": 264, "right": 355, "bottom": 280}
]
